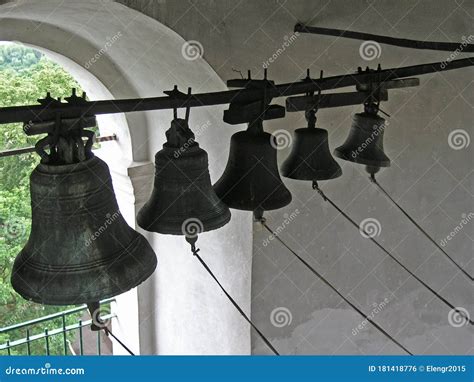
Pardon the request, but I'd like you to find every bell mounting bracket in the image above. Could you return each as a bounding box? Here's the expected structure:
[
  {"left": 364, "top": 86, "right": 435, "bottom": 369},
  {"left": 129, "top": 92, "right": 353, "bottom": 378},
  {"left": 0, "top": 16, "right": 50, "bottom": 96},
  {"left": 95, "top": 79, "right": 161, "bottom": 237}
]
[
  {"left": 358, "top": 65, "right": 418, "bottom": 116},
  {"left": 28, "top": 88, "right": 97, "bottom": 164},
  {"left": 286, "top": 65, "right": 419, "bottom": 114},
  {"left": 163, "top": 86, "right": 197, "bottom": 147},
  {"left": 164, "top": 86, "right": 193, "bottom": 122},
  {"left": 286, "top": 89, "right": 389, "bottom": 112},
  {"left": 223, "top": 69, "right": 285, "bottom": 125}
]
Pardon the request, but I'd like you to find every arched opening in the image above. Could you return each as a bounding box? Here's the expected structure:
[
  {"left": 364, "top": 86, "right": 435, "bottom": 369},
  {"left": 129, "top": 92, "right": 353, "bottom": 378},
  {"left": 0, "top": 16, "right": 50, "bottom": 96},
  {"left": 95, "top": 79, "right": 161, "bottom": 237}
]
[
  {"left": 0, "top": 0, "right": 252, "bottom": 355},
  {"left": 0, "top": 41, "right": 118, "bottom": 355}
]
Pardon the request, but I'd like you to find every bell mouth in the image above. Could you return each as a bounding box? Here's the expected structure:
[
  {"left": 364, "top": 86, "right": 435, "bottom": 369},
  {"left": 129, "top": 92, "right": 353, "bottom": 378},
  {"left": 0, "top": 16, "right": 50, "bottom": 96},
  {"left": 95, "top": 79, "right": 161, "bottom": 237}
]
[
  {"left": 137, "top": 211, "right": 231, "bottom": 236},
  {"left": 283, "top": 167, "right": 342, "bottom": 181},
  {"left": 12, "top": 234, "right": 157, "bottom": 305},
  {"left": 333, "top": 148, "right": 391, "bottom": 168}
]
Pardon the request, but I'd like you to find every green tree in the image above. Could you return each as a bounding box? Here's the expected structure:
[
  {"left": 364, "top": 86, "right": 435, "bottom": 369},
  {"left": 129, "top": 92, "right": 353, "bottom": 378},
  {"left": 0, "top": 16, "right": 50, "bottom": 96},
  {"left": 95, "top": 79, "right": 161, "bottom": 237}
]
[
  {"left": 0, "top": 44, "right": 42, "bottom": 71},
  {"left": 0, "top": 44, "right": 89, "bottom": 355}
]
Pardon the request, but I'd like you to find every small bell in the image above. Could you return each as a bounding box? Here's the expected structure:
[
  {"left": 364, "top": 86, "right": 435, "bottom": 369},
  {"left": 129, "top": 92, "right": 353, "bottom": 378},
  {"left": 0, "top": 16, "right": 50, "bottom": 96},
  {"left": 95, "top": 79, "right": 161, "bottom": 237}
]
[
  {"left": 333, "top": 112, "right": 390, "bottom": 173},
  {"left": 137, "top": 118, "right": 231, "bottom": 235},
  {"left": 213, "top": 120, "right": 292, "bottom": 211},
  {"left": 281, "top": 110, "right": 342, "bottom": 181}
]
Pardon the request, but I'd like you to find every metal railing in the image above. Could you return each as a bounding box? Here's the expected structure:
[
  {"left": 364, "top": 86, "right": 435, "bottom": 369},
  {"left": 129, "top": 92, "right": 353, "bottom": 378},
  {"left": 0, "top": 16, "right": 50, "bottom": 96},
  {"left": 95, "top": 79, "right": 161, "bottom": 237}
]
[{"left": 0, "top": 299, "right": 115, "bottom": 355}]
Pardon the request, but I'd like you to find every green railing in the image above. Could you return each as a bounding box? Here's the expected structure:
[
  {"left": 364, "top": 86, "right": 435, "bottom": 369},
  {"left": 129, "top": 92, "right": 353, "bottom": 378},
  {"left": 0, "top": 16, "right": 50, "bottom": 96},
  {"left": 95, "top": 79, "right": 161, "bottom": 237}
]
[{"left": 0, "top": 299, "right": 115, "bottom": 355}]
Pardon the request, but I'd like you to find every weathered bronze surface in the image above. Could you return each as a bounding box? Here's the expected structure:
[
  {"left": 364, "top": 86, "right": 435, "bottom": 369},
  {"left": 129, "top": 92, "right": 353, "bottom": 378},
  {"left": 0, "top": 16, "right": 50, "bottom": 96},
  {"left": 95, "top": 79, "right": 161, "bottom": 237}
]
[
  {"left": 281, "top": 127, "right": 342, "bottom": 181},
  {"left": 214, "top": 129, "right": 292, "bottom": 211},
  {"left": 11, "top": 155, "right": 157, "bottom": 305},
  {"left": 137, "top": 119, "right": 231, "bottom": 235},
  {"left": 334, "top": 112, "right": 390, "bottom": 169}
]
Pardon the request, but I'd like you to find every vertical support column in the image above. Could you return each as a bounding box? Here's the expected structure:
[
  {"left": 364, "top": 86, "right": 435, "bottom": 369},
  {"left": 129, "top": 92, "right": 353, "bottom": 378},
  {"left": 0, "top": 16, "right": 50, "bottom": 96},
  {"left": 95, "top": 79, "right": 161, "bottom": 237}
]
[{"left": 97, "top": 150, "right": 156, "bottom": 355}]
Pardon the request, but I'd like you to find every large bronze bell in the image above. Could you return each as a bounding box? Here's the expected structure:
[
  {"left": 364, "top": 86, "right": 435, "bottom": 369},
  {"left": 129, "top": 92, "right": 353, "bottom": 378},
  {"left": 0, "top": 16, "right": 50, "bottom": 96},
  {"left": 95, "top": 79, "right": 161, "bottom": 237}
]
[
  {"left": 137, "top": 118, "right": 231, "bottom": 235},
  {"left": 333, "top": 112, "right": 390, "bottom": 173},
  {"left": 213, "top": 122, "right": 292, "bottom": 211},
  {"left": 12, "top": 155, "right": 157, "bottom": 305},
  {"left": 281, "top": 110, "right": 342, "bottom": 181}
]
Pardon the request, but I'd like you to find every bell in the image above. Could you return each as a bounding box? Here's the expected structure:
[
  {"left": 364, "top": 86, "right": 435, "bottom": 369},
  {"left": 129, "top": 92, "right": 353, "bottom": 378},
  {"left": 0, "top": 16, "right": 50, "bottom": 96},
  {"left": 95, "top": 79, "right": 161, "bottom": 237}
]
[
  {"left": 333, "top": 112, "right": 390, "bottom": 172},
  {"left": 281, "top": 125, "right": 342, "bottom": 181},
  {"left": 11, "top": 155, "right": 157, "bottom": 306},
  {"left": 137, "top": 119, "right": 231, "bottom": 235},
  {"left": 213, "top": 125, "right": 292, "bottom": 211}
]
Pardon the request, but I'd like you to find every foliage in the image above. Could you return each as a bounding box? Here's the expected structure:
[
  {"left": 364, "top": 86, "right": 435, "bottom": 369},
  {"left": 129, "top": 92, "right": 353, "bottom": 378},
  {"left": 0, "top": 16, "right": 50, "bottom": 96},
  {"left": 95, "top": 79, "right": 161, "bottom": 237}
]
[
  {"left": 0, "top": 44, "right": 42, "bottom": 72},
  {"left": 0, "top": 44, "right": 88, "bottom": 355}
]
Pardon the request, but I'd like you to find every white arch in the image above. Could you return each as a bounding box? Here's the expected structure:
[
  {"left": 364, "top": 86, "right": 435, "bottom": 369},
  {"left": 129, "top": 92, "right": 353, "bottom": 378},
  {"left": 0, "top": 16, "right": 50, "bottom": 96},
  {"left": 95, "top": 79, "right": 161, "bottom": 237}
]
[{"left": 0, "top": 0, "right": 252, "bottom": 355}]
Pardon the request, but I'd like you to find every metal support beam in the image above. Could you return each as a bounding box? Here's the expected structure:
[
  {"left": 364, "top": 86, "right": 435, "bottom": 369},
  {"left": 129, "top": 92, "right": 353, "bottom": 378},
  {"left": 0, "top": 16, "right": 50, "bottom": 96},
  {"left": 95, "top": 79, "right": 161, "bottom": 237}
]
[
  {"left": 294, "top": 24, "right": 474, "bottom": 52},
  {"left": 0, "top": 57, "right": 471, "bottom": 125}
]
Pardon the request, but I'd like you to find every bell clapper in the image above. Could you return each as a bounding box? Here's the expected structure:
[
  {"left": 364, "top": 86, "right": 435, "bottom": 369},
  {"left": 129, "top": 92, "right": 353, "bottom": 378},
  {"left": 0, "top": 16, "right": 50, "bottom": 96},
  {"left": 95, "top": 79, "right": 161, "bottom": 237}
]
[
  {"left": 185, "top": 235, "right": 200, "bottom": 256},
  {"left": 87, "top": 301, "right": 105, "bottom": 332},
  {"left": 369, "top": 172, "right": 376, "bottom": 183},
  {"left": 87, "top": 302, "right": 136, "bottom": 355},
  {"left": 253, "top": 208, "right": 265, "bottom": 222},
  {"left": 312, "top": 180, "right": 328, "bottom": 201},
  {"left": 366, "top": 165, "right": 381, "bottom": 176},
  {"left": 253, "top": 208, "right": 266, "bottom": 224}
]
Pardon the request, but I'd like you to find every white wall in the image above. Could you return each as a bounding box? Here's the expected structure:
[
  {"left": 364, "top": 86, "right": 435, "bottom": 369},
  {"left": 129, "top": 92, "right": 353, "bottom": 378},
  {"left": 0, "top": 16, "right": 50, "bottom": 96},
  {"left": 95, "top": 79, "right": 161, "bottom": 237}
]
[{"left": 117, "top": 0, "right": 474, "bottom": 355}]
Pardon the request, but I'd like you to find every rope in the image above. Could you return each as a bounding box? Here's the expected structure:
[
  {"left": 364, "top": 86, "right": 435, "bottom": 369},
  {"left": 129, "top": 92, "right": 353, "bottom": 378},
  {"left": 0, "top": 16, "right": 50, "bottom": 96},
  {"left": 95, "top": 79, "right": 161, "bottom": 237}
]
[
  {"left": 312, "top": 182, "right": 473, "bottom": 326},
  {"left": 103, "top": 327, "right": 135, "bottom": 356},
  {"left": 370, "top": 174, "right": 473, "bottom": 281},
  {"left": 87, "top": 303, "right": 135, "bottom": 356},
  {"left": 186, "top": 237, "right": 280, "bottom": 355},
  {"left": 259, "top": 219, "right": 412, "bottom": 355}
]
